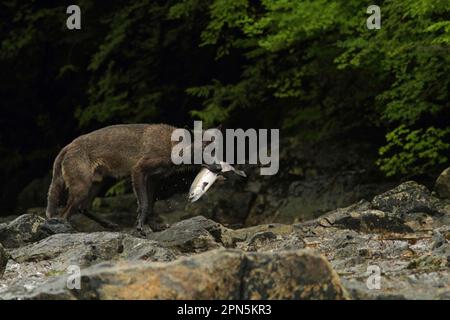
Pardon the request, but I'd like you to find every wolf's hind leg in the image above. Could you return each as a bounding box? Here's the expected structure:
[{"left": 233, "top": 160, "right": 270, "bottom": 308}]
[
  {"left": 61, "top": 188, "right": 90, "bottom": 221},
  {"left": 61, "top": 177, "right": 90, "bottom": 221},
  {"left": 81, "top": 211, "right": 119, "bottom": 230}
]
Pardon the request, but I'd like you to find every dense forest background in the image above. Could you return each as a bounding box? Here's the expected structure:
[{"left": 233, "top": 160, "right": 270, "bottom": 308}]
[{"left": 0, "top": 0, "right": 449, "bottom": 214}]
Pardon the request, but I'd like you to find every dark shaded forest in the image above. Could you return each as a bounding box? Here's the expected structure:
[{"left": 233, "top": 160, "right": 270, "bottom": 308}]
[{"left": 0, "top": 0, "right": 449, "bottom": 215}]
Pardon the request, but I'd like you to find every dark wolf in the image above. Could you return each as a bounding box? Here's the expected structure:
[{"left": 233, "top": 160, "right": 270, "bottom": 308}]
[{"left": 46, "top": 123, "right": 199, "bottom": 232}]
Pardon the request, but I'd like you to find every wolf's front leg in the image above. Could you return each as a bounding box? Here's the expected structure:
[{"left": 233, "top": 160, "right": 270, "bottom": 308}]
[
  {"left": 131, "top": 167, "right": 149, "bottom": 234},
  {"left": 133, "top": 157, "right": 173, "bottom": 234}
]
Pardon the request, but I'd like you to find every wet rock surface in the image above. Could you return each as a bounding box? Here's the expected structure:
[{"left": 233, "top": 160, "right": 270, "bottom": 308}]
[
  {"left": 435, "top": 167, "right": 450, "bottom": 199},
  {"left": 0, "top": 180, "right": 449, "bottom": 299},
  {"left": 0, "top": 244, "right": 8, "bottom": 278}
]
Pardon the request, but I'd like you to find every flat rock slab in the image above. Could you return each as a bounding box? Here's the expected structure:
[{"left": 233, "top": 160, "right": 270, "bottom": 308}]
[
  {"left": 321, "top": 210, "right": 413, "bottom": 233},
  {"left": 10, "top": 232, "right": 175, "bottom": 267}
]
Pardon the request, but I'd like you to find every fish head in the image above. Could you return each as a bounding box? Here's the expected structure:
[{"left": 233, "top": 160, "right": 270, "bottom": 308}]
[{"left": 188, "top": 181, "right": 212, "bottom": 202}]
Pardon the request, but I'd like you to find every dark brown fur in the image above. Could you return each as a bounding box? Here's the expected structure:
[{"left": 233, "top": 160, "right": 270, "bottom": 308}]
[{"left": 46, "top": 123, "right": 185, "bottom": 231}]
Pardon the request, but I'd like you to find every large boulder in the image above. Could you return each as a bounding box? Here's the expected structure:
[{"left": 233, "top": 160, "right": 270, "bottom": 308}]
[
  {"left": 434, "top": 167, "right": 450, "bottom": 199},
  {"left": 0, "top": 213, "right": 78, "bottom": 248},
  {"left": 371, "top": 181, "right": 440, "bottom": 216},
  {"left": 369, "top": 181, "right": 450, "bottom": 231},
  {"left": 147, "top": 216, "right": 228, "bottom": 253},
  {"left": 22, "top": 249, "right": 348, "bottom": 300},
  {"left": 241, "top": 250, "right": 347, "bottom": 299}
]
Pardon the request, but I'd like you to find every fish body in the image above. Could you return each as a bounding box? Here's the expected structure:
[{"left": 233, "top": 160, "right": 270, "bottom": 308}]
[
  {"left": 188, "top": 162, "right": 246, "bottom": 202},
  {"left": 188, "top": 168, "right": 218, "bottom": 202}
]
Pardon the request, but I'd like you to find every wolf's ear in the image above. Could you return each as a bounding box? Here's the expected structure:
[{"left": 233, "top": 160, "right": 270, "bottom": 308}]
[{"left": 216, "top": 124, "right": 223, "bottom": 132}]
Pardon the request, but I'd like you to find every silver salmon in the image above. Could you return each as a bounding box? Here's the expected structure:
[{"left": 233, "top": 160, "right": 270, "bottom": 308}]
[{"left": 188, "top": 162, "right": 246, "bottom": 202}]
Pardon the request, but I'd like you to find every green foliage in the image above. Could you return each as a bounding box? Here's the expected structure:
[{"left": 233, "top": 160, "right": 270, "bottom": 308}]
[
  {"left": 378, "top": 125, "right": 450, "bottom": 177},
  {"left": 183, "top": 0, "right": 450, "bottom": 175},
  {"left": 105, "top": 179, "right": 129, "bottom": 197},
  {"left": 0, "top": 0, "right": 449, "bottom": 213},
  {"left": 187, "top": 80, "right": 250, "bottom": 127}
]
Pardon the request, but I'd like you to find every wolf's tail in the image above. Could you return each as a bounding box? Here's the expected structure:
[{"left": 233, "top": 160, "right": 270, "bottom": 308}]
[{"left": 46, "top": 146, "right": 68, "bottom": 218}]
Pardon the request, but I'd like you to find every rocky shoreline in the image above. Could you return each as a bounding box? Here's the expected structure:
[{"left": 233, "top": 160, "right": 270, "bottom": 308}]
[{"left": 1, "top": 178, "right": 449, "bottom": 300}]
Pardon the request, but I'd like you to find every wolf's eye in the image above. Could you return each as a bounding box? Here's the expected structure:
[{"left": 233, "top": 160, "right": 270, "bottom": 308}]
[{"left": 202, "top": 182, "right": 209, "bottom": 190}]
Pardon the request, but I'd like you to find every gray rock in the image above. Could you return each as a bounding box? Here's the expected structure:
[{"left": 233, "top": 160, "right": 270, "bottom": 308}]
[
  {"left": 39, "top": 218, "right": 75, "bottom": 235},
  {"left": 240, "top": 232, "right": 305, "bottom": 252},
  {"left": 372, "top": 181, "right": 441, "bottom": 216},
  {"left": 10, "top": 232, "right": 125, "bottom": 267},
  {"left": 0, "top": 214, "right": 49, "bottom": 248},
  {"left": 242, "top": 249, "right": 348, "bottom": 299},
  {"left": 247, "top": 231, "right": 277, "bottom": 246},
  {"left": 432, "top": 230, "right": 446, "bottom": 250},
  {"left": 0, "top": 232, "right": 176, "bottom": 299},
  {"left": 9, "top": 232, "right": 175, "bottom": 267},
  {"left": 1, "top": 177, "right": 450, "bottom": 300},
  {"left": 0, "top": 214, "right": 86, "bottom": 249},
  {"left": 316, "top": 198, "right": 413, "bottom": 233},
  {"left": 245, "top": 231, "right": 278, "bottom": 252},
  {"left": 0, "top": 243, "right": 9, "bottom": 278},
  {"left": 434, "top": 167, "right": 450, "bottom": 199},
  {"left": 120, "top": 236, "right": 176, "bottom": 262},
  {"left": 329, "top": 210, "right": 413, "bottom": 233},
  {"left": 147, "top": 216, "right": 224, "bottom": 253},
  {"left": 229, "top": 223, "right": 295, "bottom": 244}
]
